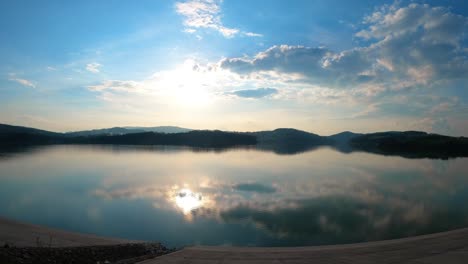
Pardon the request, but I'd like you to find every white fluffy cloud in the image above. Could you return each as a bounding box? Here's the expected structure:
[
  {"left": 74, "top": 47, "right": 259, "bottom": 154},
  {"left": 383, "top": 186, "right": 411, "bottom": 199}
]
[
  {"left": 86, "top": 62, "right": 102, "bottom": 73},
  {"left": 358, "top": 3, "right": 468, "bottom": 85},
  {"left": 220, "top": 3, "right": 468, "bottom": 91},
  {"left": 88, "top": 59, "right": 287, "bottom": 101},
  {"left": 9, "top": 78, "right": 35, "bottom": 88},
  {"left": 91, "top": 2, "right": 468, "bottom": 105},
  {"left": 244, "top": 32, "right": 263, "bottom": 37},
  {"left": 86, "top": 2, "right": 468, "bottom": 135},
  {"left": 175, "top": 0, "right": 261, "bottom": 38},
  {"left": 88, "top": 80, "right": 141, "bottom": 92},
  {"left": 221, "top": 45, "right": 329, "bottom": 75},
  {"left": 356, "top": 3, "right": 466, "bottom": 42},
  {"left": 175, "top": 0, "right": 238, "bottom": 37}
]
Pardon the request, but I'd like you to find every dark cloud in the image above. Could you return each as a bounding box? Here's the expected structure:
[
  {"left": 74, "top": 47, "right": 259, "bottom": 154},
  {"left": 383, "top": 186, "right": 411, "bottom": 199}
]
[
  {"left": 232, "top": 183, "right": 277, "bottom": 193},
  {"left": 230, "top": 88, "right": 278, "bottom": 98},
  {"left": 220, "top": 45, "right": 373, "bottom": 88},
  {"left": 221, "top": 45, "right": 329, "bottom": 76}
]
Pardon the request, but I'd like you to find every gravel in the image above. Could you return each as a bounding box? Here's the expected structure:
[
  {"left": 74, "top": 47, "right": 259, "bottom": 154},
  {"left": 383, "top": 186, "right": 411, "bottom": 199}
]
[{"left": 0, "top": 242, "right": 174, "bottom": 264}]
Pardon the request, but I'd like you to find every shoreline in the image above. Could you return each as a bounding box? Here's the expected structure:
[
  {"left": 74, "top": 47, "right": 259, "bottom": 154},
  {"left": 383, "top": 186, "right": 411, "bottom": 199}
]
[
  {"left": 2, "top": 217, "right": 468, "bottom": 263},
  {"left": 0, "top": 217, "right": 172, "bottom": 264},
  {"left": 142, "top": 227, "right": 468, "bottom": 263},
  {"left": 0, "top": 217, "right": 141, "bottom": 248}
]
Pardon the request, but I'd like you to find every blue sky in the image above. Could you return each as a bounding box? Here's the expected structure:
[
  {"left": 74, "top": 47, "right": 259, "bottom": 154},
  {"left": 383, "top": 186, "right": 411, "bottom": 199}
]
[{"left": 0, "top": 0, "right": 467, "bottom": 135}]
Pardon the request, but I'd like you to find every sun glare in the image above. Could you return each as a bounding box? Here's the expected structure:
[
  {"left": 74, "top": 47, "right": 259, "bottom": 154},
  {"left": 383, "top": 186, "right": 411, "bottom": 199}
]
[
  {"left": 174, "top": 188, "right": 204, "bottom": 214},
  {"left": 159, "top": 59, "right": 214, "bottom": 107}
]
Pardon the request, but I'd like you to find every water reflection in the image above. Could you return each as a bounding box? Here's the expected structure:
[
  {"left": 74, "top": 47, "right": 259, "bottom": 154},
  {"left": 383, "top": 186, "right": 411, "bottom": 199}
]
[
  {"left": 0, "top": 145, "right": 467, "bottom": 247},
  {"left": 174, "top": 188, "right": 204, "bottom": 215}
]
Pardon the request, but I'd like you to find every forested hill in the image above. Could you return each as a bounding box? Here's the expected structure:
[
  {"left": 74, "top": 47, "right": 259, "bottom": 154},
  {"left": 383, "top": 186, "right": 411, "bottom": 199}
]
[
  {"left": 0, "top": 124, "right": 255, "bottom": 148},
  {"left": 1, "top": 123, "right": 467, "bottom": 158},
  {"left": 349, "top": 131, "right": 468, "bottom": 159},
  {"left": 68, "top": 130, "right": 256, "bottom": 148}
]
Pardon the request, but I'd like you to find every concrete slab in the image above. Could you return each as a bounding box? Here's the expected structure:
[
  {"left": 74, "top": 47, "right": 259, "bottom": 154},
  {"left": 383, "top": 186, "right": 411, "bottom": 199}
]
[
  {"left": 139, "top": 228, "right": 468, "bottom": 264},
  {"left": 0, "top": 217, "right": 138, "bottom": 247}
]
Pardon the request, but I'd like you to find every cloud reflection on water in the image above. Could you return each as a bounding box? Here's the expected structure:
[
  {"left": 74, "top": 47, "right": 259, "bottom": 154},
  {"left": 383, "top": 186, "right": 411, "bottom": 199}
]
[
  {"left": 90, "top": 153, "right": 468, "bottom": 243},
  {"left": 1, "top": 145, "right": 468, "bottom": 246}
]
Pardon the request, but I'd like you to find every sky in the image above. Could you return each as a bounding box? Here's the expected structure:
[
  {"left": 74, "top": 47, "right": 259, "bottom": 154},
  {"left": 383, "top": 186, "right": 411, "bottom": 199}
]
[{"left": 0, "top": 0, "right": 467, "bottom": 136}]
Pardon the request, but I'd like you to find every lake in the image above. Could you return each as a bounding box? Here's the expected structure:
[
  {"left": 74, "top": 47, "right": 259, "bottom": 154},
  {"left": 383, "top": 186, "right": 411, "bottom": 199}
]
[{"left": 0, "top": 145, "right": 467, "bottom": 247}]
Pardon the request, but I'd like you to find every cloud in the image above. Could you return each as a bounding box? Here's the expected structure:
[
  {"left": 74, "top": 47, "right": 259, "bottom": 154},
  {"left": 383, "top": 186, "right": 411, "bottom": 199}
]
[
  {"left": 9, "top": 78, "right": 35, "bottom": 88},
  {"left": 221, "top": 45, "right": 329, "bottom": 75},
  {"left": 430, "top": 100, "right": 457, "bottom": 114},
  {"left": 88, "top": 80, "right": 140, "bottom": 92},
  {"left": 175, "top": 0, "right": 261, "bottom": 38},
  {"left": 88, "top": 59, "right": 288, "bottom": 103},
  {"left": 220, "top": 3, "right": 467, "bottom": 91},
  {"left": 356, "top": 3, "right": 466, "bottom": 42},
  {"left": 219, "top": 193, "right": 468, "bottom": 241},
  {"left": 85, "top": 2, "right": 467, "bottom": 135},
  {"left": 230, "top": 88, "right": 278, "bottom": 99},
  {"left": 86, "top": 62, "right": 102, "bottom": 73},
  {"left": 220, "top": 45, "right": 377, "bottom": 90},
  {"left": 356, "top": 3, "right": 468, "bottom": 84},
  {"left": 88, "top": 59, "right": 240, "bottom": 109},
  {"left": 175, "top": 0, "right": 238, "bottom": 37},
  {"left": 351, "top": 103, "right": 381, "bottom": 119},
  {"left": 232, "top": 183, "right": 277, "bottom": 193},
  {"left": 89, "top": 153, "right": 468, "bottom": 243},
  {"left": 214, "top": 2, "right": 468, "bottom": 135},
  {"left": 244, "top": 32, "right": 263, "bottom": 37}
]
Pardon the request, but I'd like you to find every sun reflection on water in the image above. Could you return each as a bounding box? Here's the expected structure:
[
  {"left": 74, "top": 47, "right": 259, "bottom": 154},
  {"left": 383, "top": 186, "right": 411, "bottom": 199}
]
[{"left": 174, "top": 188, "right": 204, "bottom": 214}]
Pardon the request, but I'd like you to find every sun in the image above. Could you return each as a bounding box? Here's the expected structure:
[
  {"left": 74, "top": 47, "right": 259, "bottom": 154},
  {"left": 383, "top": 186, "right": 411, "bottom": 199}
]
[{"left": 157, "top": 59, "right": 214, "bottom": 108}]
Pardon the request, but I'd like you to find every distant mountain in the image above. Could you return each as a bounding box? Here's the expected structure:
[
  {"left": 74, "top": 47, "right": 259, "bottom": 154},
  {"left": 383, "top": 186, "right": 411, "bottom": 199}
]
[
  {"left": 1, "top": 123, "right": 467, "bottom": 159},
  {"left": 69, "top": 130, "right": 256, "bottom": 148},
  {"left": 66, "top": 127, "right": 142, "bottom": 137},
  {"left": 329, "top": 131, "right": 362, "bottom": 143},
  {"left": 0, "top": 124, "right": 61, "bottom": 137},
  {"left": 124, "top": 126, "right": 192, "bottom": 134},
  {"left": 329, "top": 131, "right": 363, "bottom": 153},
  {"left": 0, "top": 123, "right": 253, "bottom": 148},
  {"left": 350, "top": 131, "right": 468, "bottom": 159},
  {"left": 0, "top": 124, "right": 64, "bottom": 146},
  {"left": 249, "top": 128, "right": 332, "bottom": 154},
  {"left": 66, "top": 126, "right": 191, "bottom": 137}
]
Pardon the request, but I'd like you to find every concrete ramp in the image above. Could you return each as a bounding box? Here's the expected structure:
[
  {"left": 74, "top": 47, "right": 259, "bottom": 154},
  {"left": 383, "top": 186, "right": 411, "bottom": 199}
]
[
  {"left": 139, "top": 228, "right": 468, "bottom": 264},
  {"left": 0, "top": 217, "right": 138, "bottom": 247}
]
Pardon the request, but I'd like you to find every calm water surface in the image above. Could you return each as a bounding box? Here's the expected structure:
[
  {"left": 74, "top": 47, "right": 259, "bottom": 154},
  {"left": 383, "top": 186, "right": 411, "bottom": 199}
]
[{"left": 0, "top": 145, "right": 467, "bottom": 247}]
